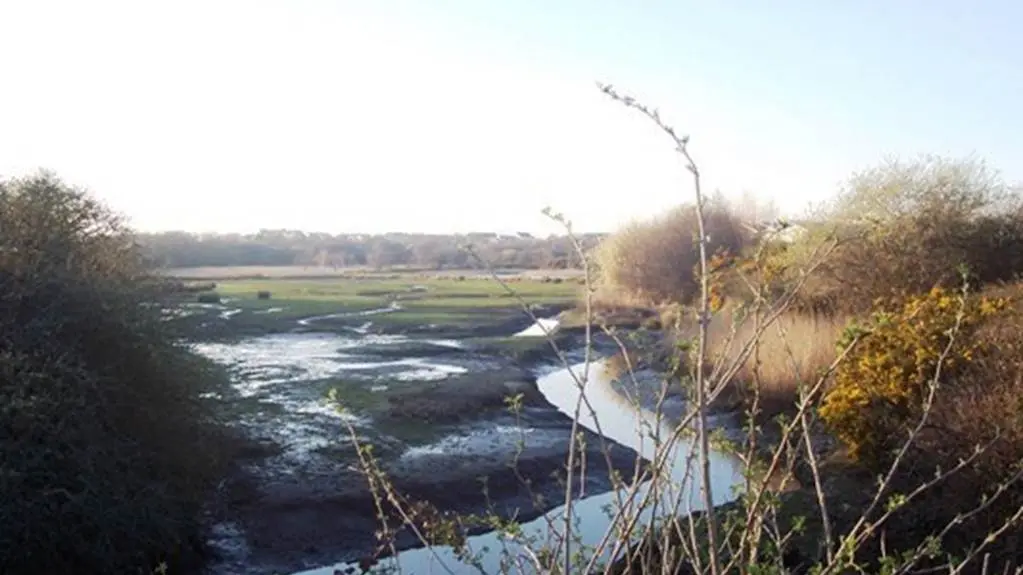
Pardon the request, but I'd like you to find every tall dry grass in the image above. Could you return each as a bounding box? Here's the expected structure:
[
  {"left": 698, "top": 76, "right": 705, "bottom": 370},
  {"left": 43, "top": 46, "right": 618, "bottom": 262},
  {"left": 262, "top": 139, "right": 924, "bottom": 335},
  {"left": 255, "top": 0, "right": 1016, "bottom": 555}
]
[{"left": 702, "top": 309, "right": 846, "bottom": 417}]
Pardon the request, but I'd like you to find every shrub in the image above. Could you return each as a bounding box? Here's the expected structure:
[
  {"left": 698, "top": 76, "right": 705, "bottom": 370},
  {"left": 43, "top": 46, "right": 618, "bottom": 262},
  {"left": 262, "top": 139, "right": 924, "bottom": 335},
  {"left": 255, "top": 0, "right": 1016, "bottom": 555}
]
[
  {"left": 593, "top": 200, "right": 750, "bottom": 305},
  {"left": 850, "top": 283, "right": 1023, "bottom": 569},
  {"left": 0, "top": 172, "right": 231, "bottom": 574},
  {"left": 197, "top": 291, "right": 221, "bottom": 304},
  {"left": 257, "top": 290, "right": 272, "bottom": 300},
  {"left": 911, "top": 282, "right": 1023, "bottom": 478},
  {"left": 779, "top": 156, "right": 1023, "bottom": 314},
  {"left": 819, "top": 286, "right": 1006, "bottom": 466}
]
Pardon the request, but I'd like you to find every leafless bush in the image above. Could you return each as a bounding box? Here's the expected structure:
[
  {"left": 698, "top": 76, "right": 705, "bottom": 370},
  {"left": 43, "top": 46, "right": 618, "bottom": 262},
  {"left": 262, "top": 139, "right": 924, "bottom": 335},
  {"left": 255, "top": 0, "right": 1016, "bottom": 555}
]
[
  {"left": 593, "top": 201, "right": 750, "bottom": 306},
  {"left": 779, "top": 155, "right": 1023, "bottom": 314}
]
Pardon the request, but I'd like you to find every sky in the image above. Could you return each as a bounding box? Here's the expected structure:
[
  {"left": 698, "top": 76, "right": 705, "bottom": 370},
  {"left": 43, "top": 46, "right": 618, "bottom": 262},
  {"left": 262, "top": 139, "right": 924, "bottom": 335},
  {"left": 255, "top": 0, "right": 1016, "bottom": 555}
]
[{"left": 1, "top": 1, "right": 1020, "bottom": 236}]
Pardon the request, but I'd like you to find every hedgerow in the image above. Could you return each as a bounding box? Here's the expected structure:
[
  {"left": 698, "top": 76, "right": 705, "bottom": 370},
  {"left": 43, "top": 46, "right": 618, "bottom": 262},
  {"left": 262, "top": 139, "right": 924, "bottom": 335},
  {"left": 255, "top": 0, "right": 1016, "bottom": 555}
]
[{"left": 0, "top": 172, "right": 232, "bottom": 574}]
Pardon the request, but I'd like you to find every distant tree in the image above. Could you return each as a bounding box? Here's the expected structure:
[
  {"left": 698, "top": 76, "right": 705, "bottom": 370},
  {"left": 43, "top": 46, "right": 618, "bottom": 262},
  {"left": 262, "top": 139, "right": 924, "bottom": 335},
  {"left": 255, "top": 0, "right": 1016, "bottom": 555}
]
[
  {"left": 367, "top": 238, "right": 413, "bottom": 269},
  {"left": 136, "top": 226, "right": 606, "bottom": 271}
]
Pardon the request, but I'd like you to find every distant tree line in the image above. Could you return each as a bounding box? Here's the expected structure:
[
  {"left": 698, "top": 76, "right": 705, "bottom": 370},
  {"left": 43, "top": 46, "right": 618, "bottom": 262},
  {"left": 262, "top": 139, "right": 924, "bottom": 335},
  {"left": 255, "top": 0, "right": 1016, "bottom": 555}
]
[{"left": 137, "top": 230, "right": 608, "bottom": 270}]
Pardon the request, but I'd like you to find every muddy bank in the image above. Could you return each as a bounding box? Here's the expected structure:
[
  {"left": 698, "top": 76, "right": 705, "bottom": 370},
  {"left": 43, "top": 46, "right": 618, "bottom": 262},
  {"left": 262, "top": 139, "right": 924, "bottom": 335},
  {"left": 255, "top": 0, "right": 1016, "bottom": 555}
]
[
  {"left": 179, "top": 299, "right": 575, "bottom": 343},
  {"left": 225, "top": 428, "right": 643, "bottom": 575},
  {"left": 307, "top": 359, "right": 746, "bottom": 575},
  {"left": 206, "top": 373, "right": 645, "bottom": 575},
  {"left": 196, "top": 322, "right": 645, "bottom": 575}
]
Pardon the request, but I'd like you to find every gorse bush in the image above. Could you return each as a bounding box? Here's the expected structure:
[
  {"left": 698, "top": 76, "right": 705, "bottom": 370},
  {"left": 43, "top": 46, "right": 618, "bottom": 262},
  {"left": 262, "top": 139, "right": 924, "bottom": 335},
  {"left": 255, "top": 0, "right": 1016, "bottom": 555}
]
[
  {"left": 819, "top": 286, "right": 1007, "bottom": 466},
  {"left": 0, "top": 172, "right": 231, "bottom": 574},
  {"left": 891, "top": 290, "right": 1023, "bottom": 568}
]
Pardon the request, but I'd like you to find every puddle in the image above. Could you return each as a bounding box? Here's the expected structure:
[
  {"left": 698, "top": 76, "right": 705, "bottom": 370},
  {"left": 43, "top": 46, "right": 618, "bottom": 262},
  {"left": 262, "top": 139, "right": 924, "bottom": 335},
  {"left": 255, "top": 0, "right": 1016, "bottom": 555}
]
[
  {"left": 514, "top": 317, "right": 560, "bottom": 338},
  {"left": 194, "top": 333, "right": 359, "bottom": 396},
  {"left": 204, "top": 522, "right": 250, "bottom": 575},
  {"left": 161, "top": 307, "right": 202, "bottom": 321},
  {"left": 296, "top": 302, "right": 402, "bottom": 326},
  {"left": 348, "top": 321, "right": 372, "bottom": 334},
  {"left": 398, "top": 422, "right": 544, "bottom": 461},
  {"left": 330, "top": 356, "right": 468, "bottom": 381},
  {"left": 196, "top": 323, "right": 521, "bottom": 574},
  {"left": 421, "top": 338, "right": 465, "bottom": 349}
]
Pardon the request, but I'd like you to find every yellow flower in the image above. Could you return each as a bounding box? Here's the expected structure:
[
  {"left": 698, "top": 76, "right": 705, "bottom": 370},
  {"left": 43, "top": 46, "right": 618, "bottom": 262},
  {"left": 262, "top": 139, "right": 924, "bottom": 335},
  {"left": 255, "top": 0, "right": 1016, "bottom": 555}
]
[{"left": 822, "top": 287, "right": 1001, "bottom": 466}]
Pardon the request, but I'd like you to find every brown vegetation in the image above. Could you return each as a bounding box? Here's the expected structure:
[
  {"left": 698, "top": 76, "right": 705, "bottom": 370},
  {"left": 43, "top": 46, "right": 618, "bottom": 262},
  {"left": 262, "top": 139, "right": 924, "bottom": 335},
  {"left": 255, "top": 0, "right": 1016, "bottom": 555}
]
[
  {"left": 778, "top": 156, "right": 1023, "bottom": 315},
  {"left": 593, "top": 199, "right": 752, "bottom": 306},
  {"left": 589, "top": 153, "right": 1023, "bottom": 571},
  {"left": 706, "top": 309, "right": 846, "bottom": 418}
]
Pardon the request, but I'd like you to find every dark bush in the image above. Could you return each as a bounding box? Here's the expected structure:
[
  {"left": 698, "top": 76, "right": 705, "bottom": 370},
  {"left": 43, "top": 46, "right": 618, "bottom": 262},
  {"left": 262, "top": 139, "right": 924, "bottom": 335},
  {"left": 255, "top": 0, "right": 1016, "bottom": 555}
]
[
  {"left": 197, "top": 292, "right": 221, "bottom": 304},
  {"left": 256, "top": 290, "right": 272, "bottom": 300},
  {"left": 0, "top": 172, "right": 231, "bottom": 574},
  {"left": 186, "top": 281, "right": 218, "bottom": 293}
]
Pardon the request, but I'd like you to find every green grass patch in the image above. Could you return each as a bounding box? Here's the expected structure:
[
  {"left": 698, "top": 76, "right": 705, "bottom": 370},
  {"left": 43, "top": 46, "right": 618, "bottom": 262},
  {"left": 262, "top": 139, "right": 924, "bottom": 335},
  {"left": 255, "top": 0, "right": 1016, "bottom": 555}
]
[
  {"left": 220, "top": 276, "right": 575, "bottom": 321},
  {"left": 175, "top": 276, "right": 578, "bottom": 336},
  {"left": 216, "top": 281, "right": 387, "bottom": 308},
  {"left": 216, "top": 276, "right": 578, "bottom": 306},
  {"left": 325, "top": 379, "right": 453, "bottom": 447},
  {"left": 228, "top": 298, "right": 382, "bottom": 318},
  {"left": 466, "top": 335, "right": 553, "bottom": 352},
  {"left": 371, "top": 309, "right": 496, "bottom": 327}
]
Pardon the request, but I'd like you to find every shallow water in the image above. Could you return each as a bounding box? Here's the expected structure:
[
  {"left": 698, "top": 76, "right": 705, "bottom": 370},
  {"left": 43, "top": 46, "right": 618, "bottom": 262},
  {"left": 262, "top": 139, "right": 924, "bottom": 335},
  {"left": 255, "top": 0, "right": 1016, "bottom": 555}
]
[
  {"left": 294, "top": 358, "right": 745, "bottom": 575},
  {"left": 296, "top": 301, "right": 402, "bottom": 326},
  {"left": 197, "top": 314, "right": 742, "bottom": 575},
  {"left": 193, "top": 331, "right": 474, "bottom": 479},
  {"left": 513, "top": 317, "right": 560, "bottom": 338}
]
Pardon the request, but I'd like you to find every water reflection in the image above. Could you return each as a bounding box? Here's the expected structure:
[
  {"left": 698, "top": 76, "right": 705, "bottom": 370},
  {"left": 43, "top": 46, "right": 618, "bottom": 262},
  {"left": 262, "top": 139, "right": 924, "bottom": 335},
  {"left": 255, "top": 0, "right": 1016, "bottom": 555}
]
[{"left": 294, "top": 360, "right": 744, "bottom": 575}]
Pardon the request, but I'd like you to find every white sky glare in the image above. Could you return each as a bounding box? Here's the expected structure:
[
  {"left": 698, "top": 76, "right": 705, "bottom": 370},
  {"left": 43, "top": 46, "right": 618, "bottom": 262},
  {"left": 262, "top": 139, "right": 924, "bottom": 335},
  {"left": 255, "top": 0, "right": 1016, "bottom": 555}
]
[{"left": 1, "top": 0, "right": 1020, "bottom": 235}]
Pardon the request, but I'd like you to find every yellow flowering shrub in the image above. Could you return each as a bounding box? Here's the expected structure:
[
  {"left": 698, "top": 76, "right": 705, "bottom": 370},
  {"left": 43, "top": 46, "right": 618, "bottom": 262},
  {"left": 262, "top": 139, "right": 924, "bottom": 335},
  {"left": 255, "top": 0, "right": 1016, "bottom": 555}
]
[
  {"left": 705, "top": 251, "right": 734, "bottom": 313},
  {"left": 819, "top": 287, "right": 1007, "bottom": 465}
]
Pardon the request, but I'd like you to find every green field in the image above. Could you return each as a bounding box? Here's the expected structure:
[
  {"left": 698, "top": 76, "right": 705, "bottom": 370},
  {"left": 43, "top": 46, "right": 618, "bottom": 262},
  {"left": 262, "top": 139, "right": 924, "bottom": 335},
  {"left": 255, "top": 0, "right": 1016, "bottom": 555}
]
[
  {"left": 160, "top": 265, "right": 585, "bottom": 281},
  {"left": 182, "top": 276, "right": 581, "bottom": 334}
]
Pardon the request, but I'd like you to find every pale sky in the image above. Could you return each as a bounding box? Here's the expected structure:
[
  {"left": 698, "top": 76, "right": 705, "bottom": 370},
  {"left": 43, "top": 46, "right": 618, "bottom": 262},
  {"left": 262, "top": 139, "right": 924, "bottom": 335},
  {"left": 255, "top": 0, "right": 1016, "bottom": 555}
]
[{"left": 1, "top": 1, "right": 1020, "bottom": 235}]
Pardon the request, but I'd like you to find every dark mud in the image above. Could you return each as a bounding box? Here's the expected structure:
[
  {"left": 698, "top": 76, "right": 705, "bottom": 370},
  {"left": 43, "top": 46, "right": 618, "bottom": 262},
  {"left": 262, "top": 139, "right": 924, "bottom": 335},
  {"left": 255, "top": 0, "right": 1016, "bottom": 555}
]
[{"left": 181, "top": 303, "right": 643, "bottom": 575}]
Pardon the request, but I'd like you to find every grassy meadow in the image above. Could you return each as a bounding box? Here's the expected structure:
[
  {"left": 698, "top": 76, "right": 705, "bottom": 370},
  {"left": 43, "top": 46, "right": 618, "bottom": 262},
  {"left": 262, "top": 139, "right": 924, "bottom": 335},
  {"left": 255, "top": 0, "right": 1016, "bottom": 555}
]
[
  {"left": 174, "top": 274, "right": 583, "bottom": 336},
  {"left": 160, "top": 264, "right": 586, "bottom": 281}
]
